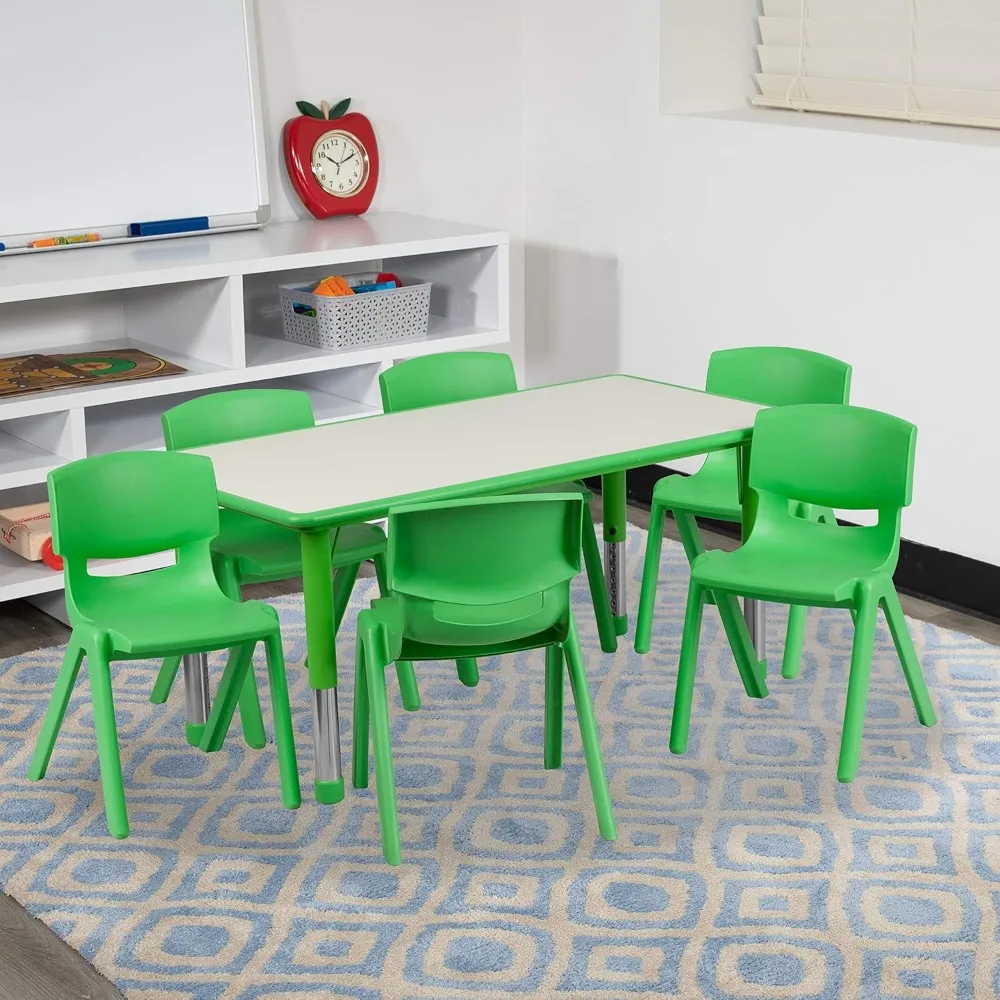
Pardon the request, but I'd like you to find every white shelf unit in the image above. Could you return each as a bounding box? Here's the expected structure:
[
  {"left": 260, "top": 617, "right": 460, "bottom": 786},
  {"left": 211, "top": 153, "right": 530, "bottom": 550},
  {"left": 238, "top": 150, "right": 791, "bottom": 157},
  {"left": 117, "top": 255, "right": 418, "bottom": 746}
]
[{"left": 0, "top": 212, "right": 510, "bottom": 607}]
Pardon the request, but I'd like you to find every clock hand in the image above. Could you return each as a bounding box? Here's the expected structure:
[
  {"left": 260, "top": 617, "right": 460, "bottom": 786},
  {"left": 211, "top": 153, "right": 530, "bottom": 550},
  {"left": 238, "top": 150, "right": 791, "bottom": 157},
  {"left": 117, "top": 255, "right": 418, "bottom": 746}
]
[{"left": 338, "top": 151, "right": 357, "bottom": 166}]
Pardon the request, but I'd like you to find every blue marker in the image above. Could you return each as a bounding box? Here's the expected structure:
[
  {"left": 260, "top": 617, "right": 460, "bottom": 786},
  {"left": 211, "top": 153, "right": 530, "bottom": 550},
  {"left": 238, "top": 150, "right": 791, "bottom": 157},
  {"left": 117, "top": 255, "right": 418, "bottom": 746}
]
[
  {"left": 128, "top": 216, "right": 210, "bottom": 237},
  {"left": 0, "top": 243, "right": 5, "bottom": 252}
]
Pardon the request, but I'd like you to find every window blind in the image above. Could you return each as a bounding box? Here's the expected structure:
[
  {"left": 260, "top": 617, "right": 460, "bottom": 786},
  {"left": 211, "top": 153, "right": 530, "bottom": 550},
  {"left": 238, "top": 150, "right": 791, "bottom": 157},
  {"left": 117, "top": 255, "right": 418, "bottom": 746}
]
[{"left": 751, "top": 0, "right": 1000, "bottom": 129}]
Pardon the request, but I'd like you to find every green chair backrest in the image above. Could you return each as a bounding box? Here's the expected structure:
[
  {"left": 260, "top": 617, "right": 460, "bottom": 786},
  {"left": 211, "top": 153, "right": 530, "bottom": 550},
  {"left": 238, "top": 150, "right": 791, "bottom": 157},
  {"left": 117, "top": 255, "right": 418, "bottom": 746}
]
[
  {"left": 696, "top": 347, "right": 852, "bottom": 484},
  {"left": 379, "top": 352, "right": 517, "bottom": 413},
  {"left": 750, "top": 404, "right": 916, "bottom": 513},
  {"left": 706, "top": 347, "right": 852, "bottom": 407},
  {"left": 48, "top": 451, "right": 220, "bottom": 565},
  {"left": 162, "top": 389, "right": 315, "bottom": 451},
  {"left": 387, "top": 494, "right": 583, "bottom": 646}
]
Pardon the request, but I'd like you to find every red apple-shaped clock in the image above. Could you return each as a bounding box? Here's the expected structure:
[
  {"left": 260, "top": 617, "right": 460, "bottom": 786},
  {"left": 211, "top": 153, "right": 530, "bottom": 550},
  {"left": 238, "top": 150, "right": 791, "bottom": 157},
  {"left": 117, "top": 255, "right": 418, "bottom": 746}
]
[{"left": 283, "top": 98, "right": 379, "bottom": 218}]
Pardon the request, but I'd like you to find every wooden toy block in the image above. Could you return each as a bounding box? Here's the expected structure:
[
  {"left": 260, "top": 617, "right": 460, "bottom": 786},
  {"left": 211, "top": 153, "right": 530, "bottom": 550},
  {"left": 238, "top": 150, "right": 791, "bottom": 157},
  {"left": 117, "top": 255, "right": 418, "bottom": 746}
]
[{"left": 0, "top": 502, "right": 54, "bottom": 562}]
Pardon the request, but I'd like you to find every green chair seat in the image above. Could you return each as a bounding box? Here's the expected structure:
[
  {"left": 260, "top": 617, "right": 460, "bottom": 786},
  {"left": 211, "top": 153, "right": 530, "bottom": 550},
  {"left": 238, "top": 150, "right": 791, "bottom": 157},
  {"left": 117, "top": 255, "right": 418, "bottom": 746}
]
[
  {"left": 652, "top": 465, "right": 740, "bottom": 522},
  {"left": 215, "top": 510, "right": 386, "bottom": 583},
  {"left": 693, "top": 520, "right": 892, "bottom": 605},
  {"left": 81, "top": 571, "right": 280, "bottom": 656},
  {"left": 669, "top": 403, "right": 936, "bottom": 784}
]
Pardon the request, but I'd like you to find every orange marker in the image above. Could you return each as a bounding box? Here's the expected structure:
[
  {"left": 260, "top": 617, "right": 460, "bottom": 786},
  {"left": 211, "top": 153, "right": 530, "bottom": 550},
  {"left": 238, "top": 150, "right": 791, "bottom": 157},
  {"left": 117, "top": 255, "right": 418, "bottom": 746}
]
[{"left": 31, "top": 234, "right": 101, "bottom": 248}]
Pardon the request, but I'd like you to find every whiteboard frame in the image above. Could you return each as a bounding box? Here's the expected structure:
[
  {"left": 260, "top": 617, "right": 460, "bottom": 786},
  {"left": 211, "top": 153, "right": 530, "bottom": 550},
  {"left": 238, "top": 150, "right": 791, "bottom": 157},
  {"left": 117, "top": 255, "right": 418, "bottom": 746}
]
[{"left": 0, "top": 0, "right": 270, "bottom": 258}]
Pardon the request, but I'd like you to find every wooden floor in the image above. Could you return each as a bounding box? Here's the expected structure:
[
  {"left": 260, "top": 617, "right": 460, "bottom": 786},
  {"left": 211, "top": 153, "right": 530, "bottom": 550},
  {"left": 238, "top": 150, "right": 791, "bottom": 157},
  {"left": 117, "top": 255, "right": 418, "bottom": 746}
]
[
  {"left": 0, "top": 890, "right": 123, "bottom": 1000},
  {"left": 0, "top": 511, "right": 997, "bottom": 999}
]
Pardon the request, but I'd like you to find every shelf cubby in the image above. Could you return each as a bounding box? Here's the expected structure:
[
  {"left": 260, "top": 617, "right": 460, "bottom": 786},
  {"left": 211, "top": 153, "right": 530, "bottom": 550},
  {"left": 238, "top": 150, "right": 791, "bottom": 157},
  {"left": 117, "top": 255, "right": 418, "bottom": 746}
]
[{"left": 0, "top": 409, "right": 83, "bottom": 491}]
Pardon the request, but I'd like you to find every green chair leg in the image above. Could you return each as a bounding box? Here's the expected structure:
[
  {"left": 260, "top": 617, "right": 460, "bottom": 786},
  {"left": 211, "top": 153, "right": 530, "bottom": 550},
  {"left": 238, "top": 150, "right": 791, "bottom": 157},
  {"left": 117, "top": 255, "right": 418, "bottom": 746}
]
[
  {"left": 199, "top": 643, "right": 257, "bottom": 754},
  {"left": 563, "top": 617, "right": 617, "bottom": 841},
  {"left": 671, "top": 581, "right": 706, "bottom": 755},
  {"left": 782, "top": 605, "right": 808, "bottom": 680},
  {"left": 215, "top": 560, "right": 267, "bottom": 751},
  {"left": 263, "top": 632, "right": 301, "bottom": 810},
  {"left": 333, "top": 561, "right": 361, "bottom": 631},
  {"left": 352, "top": 636, "right": 371, "bottom": 790},
  {"left": 396, "top": 660, "right": 421, "bottom": 709},
  {"left": 150, "top": 656, "right": 181, "bottom": 705},
  {"left": 236, "top": 669, "right": 267, "bottom": 750},
  {"left": 779, "top": 504, "right": 833, "bottom": 681},
  {"left": 456, "top": 659, "right": 479, "bottom": 688},
  {"left": 882, "top": 587, "right": 936, "bottom": 727},
  {"left": 362, "top": 624, "right": 402, "bottom": 866},
  {"left": 152, "top": 649, "right": 264, "bottom": 751},
  {"left": 29, "top": 642, "right": 85, "bottom": 781},
  {"left": 715, "top": 592, "right": 768, "bottom": 699},
  {"left": 582, "top": 504, "right": 617, "bottom": 654},
  {"left": 634, "top": 499, "right": 666, "bottom": 655},
  {"left": 674, "top": 510, "right": 715, "bottom": 606},
  {"left": 673, "top": 509, "right": 706, "bottom": 565},
  {"left": 153, "top": 651, "right": 264, "bottom": 750},
  {"left": 544, "top": 644, "right": 564, "bottom": 770},
  {"left": 87, "top": 647, "right": 129, "bottom": 839},
  {"left": 373, "top": 553, "right": 420, "bottom": 710},
  {"left": 837, "top": 595, "right": 878, "bottom": 783}
]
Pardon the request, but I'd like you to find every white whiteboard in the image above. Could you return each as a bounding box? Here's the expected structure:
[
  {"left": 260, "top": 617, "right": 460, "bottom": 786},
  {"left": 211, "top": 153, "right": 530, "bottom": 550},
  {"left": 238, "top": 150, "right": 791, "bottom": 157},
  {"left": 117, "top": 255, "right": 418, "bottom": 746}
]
[{"left": 0, "top": 0, "right": 268, "bottom": 247}]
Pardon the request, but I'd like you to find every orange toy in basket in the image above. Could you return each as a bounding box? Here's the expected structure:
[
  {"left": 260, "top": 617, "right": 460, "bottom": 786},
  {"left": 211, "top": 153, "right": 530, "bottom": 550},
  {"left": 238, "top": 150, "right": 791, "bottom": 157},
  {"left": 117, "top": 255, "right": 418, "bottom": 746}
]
[
  {"left": 314, "top": 275, "right": 354, "bottom": 296},
  {"left": 0, "top": 503, "right": 62, "bottom": 570}
]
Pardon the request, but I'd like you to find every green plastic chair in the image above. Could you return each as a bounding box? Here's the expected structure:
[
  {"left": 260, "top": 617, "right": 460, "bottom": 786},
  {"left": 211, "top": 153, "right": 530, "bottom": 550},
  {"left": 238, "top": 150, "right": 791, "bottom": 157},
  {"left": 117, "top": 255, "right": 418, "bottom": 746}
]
[
  {"left": 635, "top": 347, "right": 853, "bottom": 679},
  {"left": 380, "top": 353, "right": 618, "bottom": 688},
  {"left": 28, "top": 451, "right": 301, "bottom": 838},
  {"left": 668, "top": 404, "right": 936, "bottom": 783},
  {"left": 151, "top": 389, "right": 419, "bottom": 745},
  {"left": 350, "top": 493, "right": 617, "bottom": 865}
]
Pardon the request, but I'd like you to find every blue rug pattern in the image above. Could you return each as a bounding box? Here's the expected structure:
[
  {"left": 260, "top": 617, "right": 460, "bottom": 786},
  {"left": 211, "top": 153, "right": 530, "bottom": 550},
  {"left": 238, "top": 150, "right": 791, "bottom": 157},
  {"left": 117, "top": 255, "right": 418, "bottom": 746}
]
[{"left": 0, "top": 527, "right": 995, "bottom": 999}]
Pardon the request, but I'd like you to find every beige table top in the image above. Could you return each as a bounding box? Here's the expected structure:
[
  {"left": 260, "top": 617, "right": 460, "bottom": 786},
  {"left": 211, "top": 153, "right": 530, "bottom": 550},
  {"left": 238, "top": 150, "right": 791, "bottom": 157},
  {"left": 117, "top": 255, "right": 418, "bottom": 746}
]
[{"left": 193, "top": 375, "right": 764, "bottom": 528}]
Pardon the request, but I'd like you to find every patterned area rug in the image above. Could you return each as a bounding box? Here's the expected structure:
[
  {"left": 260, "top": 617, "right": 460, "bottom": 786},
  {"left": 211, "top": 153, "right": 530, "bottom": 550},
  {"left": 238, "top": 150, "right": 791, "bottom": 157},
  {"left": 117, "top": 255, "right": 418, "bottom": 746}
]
[{"left": 0, "top": 527, "right": 995, "bottom": 999}]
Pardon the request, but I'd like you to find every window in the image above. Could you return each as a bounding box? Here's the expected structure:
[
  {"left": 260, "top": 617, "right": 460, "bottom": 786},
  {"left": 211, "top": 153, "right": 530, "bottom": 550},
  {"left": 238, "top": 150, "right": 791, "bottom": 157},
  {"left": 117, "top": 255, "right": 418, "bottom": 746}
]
[{"left": 752, "top": 0, "right": 1000, "bottom": 129}]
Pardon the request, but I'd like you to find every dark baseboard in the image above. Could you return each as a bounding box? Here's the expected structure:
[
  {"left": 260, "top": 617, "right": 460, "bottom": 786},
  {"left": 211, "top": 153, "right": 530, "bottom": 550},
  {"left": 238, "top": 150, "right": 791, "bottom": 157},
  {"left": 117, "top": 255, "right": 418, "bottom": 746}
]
[{"left": 583, "top": 466, "right": 1000, "bottom": 622}]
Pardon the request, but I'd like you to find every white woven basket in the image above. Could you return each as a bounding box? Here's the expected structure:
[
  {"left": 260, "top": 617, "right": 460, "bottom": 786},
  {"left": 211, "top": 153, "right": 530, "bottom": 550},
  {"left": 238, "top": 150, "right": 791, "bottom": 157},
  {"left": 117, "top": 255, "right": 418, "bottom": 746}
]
[{"left": 278, "top": 276, "right": 431, "bottom": 352}]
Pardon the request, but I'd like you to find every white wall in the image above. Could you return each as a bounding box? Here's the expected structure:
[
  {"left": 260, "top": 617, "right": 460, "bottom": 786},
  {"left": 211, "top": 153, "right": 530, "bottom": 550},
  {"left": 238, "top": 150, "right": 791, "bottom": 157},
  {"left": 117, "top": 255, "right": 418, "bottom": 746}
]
[
  {"left": 522, "top": 2, "right": 657, "bottom": 386},
  {"left": 255, "top": 0, "right": 525, "bottom": 371},
  {"left": 523, "top": 0, "right": 1000, "bottom": 565},
  {"left": 647, "top": 113, "right": 1000, "bottom": 564}
]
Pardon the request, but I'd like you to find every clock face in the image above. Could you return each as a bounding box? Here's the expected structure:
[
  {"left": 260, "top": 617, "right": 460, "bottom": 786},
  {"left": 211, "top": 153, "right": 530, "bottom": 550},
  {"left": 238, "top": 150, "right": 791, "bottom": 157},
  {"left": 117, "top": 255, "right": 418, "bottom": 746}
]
[{"left": 311, "top": 130, "right": 369, "bottom": 198}]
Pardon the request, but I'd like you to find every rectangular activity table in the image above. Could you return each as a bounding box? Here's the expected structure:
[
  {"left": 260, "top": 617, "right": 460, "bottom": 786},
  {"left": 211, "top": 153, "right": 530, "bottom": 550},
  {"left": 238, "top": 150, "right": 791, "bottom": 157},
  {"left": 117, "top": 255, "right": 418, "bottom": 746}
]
[{"left": 192, "top": 375, "right": 767, "bottom": 803}]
